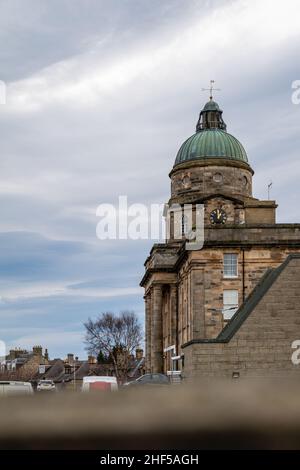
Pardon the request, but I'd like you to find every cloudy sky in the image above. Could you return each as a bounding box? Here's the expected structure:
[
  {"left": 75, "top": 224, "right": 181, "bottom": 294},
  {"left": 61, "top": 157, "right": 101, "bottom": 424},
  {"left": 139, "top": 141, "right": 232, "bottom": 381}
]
[{"left": 0, "top": 0, "right": 300, "bottom": 358}]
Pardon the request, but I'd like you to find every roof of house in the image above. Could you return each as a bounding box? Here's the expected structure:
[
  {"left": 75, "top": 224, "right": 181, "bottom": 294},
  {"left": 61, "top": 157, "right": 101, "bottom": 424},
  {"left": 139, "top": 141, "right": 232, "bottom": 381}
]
[{"left": 28, "top": 353, "right": 145, "bottom": 383}]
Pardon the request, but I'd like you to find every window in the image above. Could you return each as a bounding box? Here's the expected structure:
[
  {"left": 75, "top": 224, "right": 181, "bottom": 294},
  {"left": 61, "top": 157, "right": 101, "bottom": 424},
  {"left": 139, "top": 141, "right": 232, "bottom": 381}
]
[
  {"left": 181, "top": 214, "right": 188, "bottom": 236},
  {"left": 224, "top": 253, "right": 238, "bottom": 278},
  {"left": 223, "top": 290, "right": 238, "bottom": 320},
  {"left": 182, "top": 174, "right": 190, "bottom": 188},
  {"left": 213, "top": 172, "right": 223, "bottom": 183}
]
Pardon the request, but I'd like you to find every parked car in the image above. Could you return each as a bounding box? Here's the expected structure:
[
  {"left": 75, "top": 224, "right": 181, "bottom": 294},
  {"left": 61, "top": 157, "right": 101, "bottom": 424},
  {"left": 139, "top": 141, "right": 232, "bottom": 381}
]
[
  {"left": 123, "top": 373, "right": 169, "bottom": 387},
  {"left": 37, "top": 380, "right": 56, "bottom": 392},
  {"left": 0, "top": 381, "right": 34, "bottom": 396},
  {"left": 81, "top": 376, "right": 118, "bottom": 392}
]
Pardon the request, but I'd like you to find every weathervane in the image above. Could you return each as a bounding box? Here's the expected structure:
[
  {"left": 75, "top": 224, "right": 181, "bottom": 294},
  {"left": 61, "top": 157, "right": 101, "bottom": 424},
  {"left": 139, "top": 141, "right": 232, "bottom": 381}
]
[
  {"left": 268, "top": 180, "right": 273, "bottom": 200},
  {"left": 201, "top": 80, "right": 221, "bottom": 100}
]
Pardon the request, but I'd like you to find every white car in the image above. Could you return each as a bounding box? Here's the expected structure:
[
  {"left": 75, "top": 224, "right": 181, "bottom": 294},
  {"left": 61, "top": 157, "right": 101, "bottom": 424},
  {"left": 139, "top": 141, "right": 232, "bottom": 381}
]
[
  {"left": 0, "top": 381, "right": 34, "bottom": 396},
  {"left": 37, "top": 379, "right": 56, "bottom": 392}
]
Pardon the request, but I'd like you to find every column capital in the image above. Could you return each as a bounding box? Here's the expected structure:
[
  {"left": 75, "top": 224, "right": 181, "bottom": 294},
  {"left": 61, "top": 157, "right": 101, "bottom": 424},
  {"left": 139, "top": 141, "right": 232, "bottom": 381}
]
[{"left": 152, "top": 283, "right": 164, "bottom": 291}]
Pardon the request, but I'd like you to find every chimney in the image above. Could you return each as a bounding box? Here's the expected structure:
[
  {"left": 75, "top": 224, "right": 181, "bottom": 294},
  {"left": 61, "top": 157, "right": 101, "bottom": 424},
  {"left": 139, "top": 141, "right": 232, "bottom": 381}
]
[
  {"left": 136, "top": 348, "right": 144, "bottom": 360},
  {"left": 88, "top": 355, "right": 96, "bottom": 364},
  {"left": 33, "top": 345, "right": 43, "bottom": 357},
  {"left": 9, "top": 349, "right": 17, "bottom": 360},
  {"left": 67, "top": 353, "right": 74, "bottom": 364},
  {"left": 44, "top": 348, "right": 49, "bottom": 361}
]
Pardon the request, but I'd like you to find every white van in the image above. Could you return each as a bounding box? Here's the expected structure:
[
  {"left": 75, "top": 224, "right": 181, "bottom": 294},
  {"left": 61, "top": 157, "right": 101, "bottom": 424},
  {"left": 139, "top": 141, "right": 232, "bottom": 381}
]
[
  {"left": 82, "top": 376, "right": 118, "bottom": 392},
  {"left": 0, "top": 381, "right": 34, "bottom": 396}
]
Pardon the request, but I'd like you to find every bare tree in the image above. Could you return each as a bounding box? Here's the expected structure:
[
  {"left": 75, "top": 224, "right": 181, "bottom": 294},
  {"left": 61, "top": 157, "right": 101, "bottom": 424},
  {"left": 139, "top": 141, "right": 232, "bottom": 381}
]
[{"left": 84, "top": 311, "right": 143, "bottom": 382}]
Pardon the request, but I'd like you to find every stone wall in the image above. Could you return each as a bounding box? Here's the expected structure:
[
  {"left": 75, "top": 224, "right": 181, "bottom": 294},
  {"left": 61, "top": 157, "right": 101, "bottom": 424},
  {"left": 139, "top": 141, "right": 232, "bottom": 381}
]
[
  {"left": 3, "top": 381, "right": 300, "bottom": 449},
  {"left": 170, "top": 160, "right": 253, "bottom": 201},
  {"left": 178, "top": 246, "right": 300, "bottom": 344},
  {"left": 182, "top": 256, "right": 300, "bottom": 379}
]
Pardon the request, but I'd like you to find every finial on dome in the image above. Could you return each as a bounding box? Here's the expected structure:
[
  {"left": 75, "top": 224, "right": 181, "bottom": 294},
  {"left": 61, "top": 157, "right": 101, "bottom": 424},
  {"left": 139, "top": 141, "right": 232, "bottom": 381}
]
[{"left": 201, "top": 79, "right": 220, "bottom": 101}]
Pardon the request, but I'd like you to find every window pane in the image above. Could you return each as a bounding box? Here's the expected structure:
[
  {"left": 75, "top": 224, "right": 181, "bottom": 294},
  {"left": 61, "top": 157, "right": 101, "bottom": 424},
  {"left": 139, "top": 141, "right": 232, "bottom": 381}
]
[
  {"left": 223, "top": 290, "right": 238, "bottom": 319},
  {"left": 224, "top": 253, "right": 238, "bottom": 277}
]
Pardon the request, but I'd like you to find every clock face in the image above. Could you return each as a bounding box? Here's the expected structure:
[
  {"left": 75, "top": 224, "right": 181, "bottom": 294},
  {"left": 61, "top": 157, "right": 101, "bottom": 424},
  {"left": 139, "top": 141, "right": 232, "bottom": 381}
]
[{"left": 210, "top": 208, "right": 227, "bottom": 225}]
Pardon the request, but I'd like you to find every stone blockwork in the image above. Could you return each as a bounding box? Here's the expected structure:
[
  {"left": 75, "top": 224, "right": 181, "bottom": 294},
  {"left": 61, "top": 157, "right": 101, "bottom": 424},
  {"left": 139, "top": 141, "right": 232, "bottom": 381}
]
[
  {"left": 170, "top": 159, "right": 253, "bottom": 201},
  {"left": 182, "top": 255, "right": 300, "bottom": 379},
  {"left": 178, "top": 244, "right": 300, "bottom": 343}
]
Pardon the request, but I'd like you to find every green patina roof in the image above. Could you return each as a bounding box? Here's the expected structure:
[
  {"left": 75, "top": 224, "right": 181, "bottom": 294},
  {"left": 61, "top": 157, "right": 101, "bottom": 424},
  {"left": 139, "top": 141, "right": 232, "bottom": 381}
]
[
  {"left": 175, "top": 129, "right": 248, "bottom": 166},
  {"left": 203, "top": 100, "right": 220, "bottom": 111}
]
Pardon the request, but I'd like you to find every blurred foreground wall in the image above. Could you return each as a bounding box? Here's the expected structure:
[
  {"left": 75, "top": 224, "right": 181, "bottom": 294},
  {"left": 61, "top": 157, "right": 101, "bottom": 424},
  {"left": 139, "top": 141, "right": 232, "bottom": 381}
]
[{"left": 1, "top": 380, "right": 300, "bottom": 449}]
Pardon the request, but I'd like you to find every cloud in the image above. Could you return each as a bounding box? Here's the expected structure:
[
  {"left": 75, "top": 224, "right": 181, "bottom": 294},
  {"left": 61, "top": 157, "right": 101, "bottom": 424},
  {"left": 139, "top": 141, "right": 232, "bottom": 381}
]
[
  {"left": 0, "top": 282, "right": 142, "bottom": 303},
  {"left": 0, "top": 0, "right": 300, "bottom": 356},
  {"left": 3, "top": 327, "right": 85, "bottom": 358},
  {"left": 4, "top": 0, "right": 300, "bottom": 114}
]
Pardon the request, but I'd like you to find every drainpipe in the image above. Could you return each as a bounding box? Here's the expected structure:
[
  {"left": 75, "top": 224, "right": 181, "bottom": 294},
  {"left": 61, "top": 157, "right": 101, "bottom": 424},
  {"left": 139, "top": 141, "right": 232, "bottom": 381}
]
[
  {"left": 242, "top": 249, "right": 246, "bottom": 302},
  {"left": 176, "top": 284, "right": 179, "bottom": 361}
]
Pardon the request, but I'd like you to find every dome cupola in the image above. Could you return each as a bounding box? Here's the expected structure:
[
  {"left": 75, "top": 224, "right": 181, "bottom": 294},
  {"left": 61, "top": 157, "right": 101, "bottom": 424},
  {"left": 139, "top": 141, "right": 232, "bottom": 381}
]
[
  {"left": 169, "top": 87, "right": 254, "bottom": 203},
  {"left": 174, "top": 89, "right": 249, "bottom": 167},
  {"left": 196, "top": 98, "right": 227, "bottom": 132}
]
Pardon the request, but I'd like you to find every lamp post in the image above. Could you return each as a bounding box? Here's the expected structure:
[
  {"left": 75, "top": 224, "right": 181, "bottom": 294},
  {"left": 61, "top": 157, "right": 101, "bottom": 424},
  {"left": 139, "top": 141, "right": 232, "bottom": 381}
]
[{"left": 73, "top": 357, "right": 76, "bottom": 392}]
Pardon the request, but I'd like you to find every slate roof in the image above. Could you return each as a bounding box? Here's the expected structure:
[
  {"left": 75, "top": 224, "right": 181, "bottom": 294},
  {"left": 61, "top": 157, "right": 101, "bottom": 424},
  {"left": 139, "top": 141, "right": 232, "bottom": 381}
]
[{"left": 30, "top": 354, "right": 145, "bottom": 383}]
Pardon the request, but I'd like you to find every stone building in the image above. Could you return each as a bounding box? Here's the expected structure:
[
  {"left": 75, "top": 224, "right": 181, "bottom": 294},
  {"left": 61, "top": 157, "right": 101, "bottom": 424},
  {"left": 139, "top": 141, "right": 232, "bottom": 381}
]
[
  {"left": 2, "top": 345, "right": 49, "bottom": 372},
  {"left": 141, "top": 96, "right": 300, "bottom": 379}
]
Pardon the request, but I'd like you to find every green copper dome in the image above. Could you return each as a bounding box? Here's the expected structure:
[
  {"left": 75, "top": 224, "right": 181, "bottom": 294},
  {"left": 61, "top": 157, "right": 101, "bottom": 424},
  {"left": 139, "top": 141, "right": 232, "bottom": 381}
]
[
  {"left": 174, "top": 98, "right": 248, "bottom": 167},
  {"left": 202, "top": 100, "right": 220, "bottom": 111},
  {"left": 175, "top": 129, "right": 248, "bottom": 166}
]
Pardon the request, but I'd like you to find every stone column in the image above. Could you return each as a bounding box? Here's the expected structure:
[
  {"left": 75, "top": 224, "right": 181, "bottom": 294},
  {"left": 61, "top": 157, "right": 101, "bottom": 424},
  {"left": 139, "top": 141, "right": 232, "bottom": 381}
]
[
  {"left": 190, "top": 267, "right": 205, "bottom": 339},
  {"left": 151, "top": 284, "right": 163, "bottom": 373},
  {"left": 145, "top": 293, "right": 152, "bottom": 373},
  {"left": 169, "top": 284, "right": 178, "bottom": 351}
]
